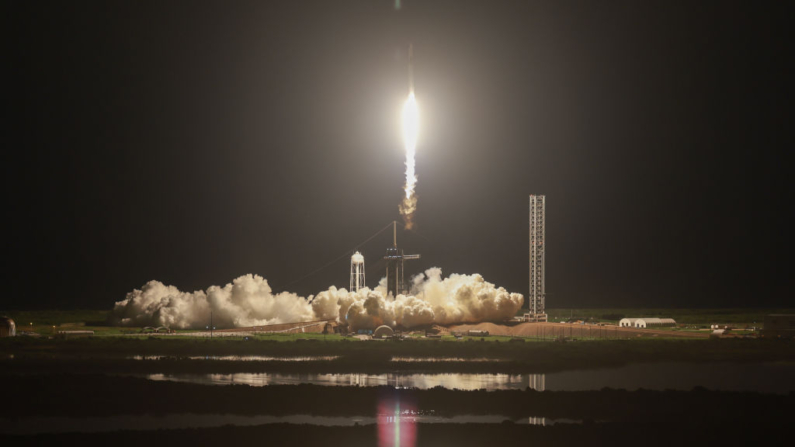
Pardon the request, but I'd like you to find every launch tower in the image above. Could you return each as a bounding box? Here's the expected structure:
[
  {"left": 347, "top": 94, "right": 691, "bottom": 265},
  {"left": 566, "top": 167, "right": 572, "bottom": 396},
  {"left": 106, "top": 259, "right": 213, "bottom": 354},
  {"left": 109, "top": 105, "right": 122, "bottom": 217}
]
[
  {"left": 526, "top": 195, "right": 548, "bottom": 322},
  {"left": 384, "top": 221, "right": 420, "bottom": 296}
]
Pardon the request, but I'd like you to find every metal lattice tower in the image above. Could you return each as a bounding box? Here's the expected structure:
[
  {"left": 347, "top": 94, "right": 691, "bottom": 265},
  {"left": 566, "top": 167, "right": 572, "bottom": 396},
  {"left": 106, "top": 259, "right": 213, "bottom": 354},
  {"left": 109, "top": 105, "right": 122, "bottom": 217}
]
[
  {"left": 350, "top": 251, "right": 365, "bottom": 292},
  {"left": 384, "top": 221, "right": 420, "bottom": 296},
  {"left": 529, "top": 195, "right": 547, "bottom": 320}
]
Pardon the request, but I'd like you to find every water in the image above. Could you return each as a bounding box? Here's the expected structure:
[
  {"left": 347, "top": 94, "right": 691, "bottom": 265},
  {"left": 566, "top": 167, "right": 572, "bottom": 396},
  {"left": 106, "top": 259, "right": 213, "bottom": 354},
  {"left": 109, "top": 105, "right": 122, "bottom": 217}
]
[
  {"left": 140, "top": 362, "right": 795, "bottom": 394},
  {"left": 127, "top": 355, "right": 498, "bottom": 362},
  {"left": 144, "top": 372, "right": 532, "bottom": 390},
  {"left": 0, "top": 414, "right": 575, "bottom": 435},
  {"left": 128, "top": 355, "right": 338, "bottom": 362},
  {"left": 390, "top": 357, "right": 505, "bottom": 362}
]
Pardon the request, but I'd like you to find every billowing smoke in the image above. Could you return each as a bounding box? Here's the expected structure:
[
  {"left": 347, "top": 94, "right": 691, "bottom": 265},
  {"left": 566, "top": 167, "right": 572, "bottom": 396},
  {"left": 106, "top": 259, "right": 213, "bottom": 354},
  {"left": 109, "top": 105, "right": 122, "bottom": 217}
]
[
  {"left": 111, "top": 268, "right": 523, "bottom": 331},
  {"left": 110, "top": 275, "right": 315, "bottom": 329}
]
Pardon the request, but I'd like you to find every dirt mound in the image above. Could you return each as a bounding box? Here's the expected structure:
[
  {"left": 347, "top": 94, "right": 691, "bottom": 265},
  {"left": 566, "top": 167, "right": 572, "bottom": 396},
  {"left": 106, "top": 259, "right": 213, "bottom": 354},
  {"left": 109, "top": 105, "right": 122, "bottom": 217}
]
[
  {"left": 448, "top": 322, "right": 514, "bottom": 336},
  {"left": 449, "top": 322, "right": 557, "bottom": 337}
]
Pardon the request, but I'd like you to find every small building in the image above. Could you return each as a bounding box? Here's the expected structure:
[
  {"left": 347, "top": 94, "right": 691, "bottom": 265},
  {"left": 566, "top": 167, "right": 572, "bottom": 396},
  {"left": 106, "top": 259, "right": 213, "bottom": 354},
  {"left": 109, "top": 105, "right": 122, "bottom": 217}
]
[
  {"left": 634, "top": 318, "right": 676, "bottom": 328},
  {"left": 467, "top": 330, "right": 489, "bottom": 337},
  {"left": 0, "top": 317, "right": 15, "bottom": 337},
  {"left": 762, "top": 315, "right": 795, "bottom": 339},
  {"left": 619, "top": 318, "right": 637, "bottom": 328},
  {"left": 373, "top": 325, "right": 395, "bottom": 339}
]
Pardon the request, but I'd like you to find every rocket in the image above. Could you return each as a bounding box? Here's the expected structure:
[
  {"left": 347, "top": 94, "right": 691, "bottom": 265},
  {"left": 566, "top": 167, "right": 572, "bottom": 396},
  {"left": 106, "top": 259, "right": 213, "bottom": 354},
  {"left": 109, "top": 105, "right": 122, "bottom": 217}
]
[{"left": 408, "top": 44, "right": 414, "bottom": 94}]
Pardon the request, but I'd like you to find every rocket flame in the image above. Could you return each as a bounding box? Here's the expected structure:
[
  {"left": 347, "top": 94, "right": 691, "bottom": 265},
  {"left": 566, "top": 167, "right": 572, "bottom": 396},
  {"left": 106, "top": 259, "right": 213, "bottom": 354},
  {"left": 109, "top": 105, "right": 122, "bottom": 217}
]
[{"left": 400, "top": 92, "right": 419, "bottom": 229}]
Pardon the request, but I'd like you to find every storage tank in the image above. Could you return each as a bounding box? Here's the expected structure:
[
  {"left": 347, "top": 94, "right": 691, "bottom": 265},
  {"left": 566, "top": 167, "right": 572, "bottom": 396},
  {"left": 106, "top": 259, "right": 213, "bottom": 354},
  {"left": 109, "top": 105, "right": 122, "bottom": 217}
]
[{"left": 0, "top": 317, "right": 16, "bottom": 337}]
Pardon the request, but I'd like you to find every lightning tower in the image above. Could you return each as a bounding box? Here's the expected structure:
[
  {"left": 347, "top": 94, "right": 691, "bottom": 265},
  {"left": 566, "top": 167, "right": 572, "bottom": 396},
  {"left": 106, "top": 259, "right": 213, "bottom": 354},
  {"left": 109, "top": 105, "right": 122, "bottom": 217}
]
[{"left": 527, "top": 195, "right": 548, "bottom": 322}]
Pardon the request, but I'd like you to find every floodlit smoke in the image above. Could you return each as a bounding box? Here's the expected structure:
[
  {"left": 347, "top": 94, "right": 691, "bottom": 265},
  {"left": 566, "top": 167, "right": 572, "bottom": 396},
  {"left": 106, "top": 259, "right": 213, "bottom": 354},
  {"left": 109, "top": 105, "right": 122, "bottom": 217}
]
[
  {"left": 343, "top": 268, "right": 524, "bottom": 331},
  {"left": 399, "top": 91, "right": 419, "bottom": 229},
  {"left": 111, "top": 269, "right": 523, "bottom": 331},
  {"left": 111, "top": 274, "right": 315, "bottom": 329}
]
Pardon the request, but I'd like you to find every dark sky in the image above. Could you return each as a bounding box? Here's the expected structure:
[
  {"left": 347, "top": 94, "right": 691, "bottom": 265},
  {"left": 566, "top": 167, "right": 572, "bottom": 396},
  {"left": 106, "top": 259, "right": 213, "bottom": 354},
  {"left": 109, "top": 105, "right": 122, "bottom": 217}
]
[{"left": 5, "top": 1, "right": 788, "bottom": 310}]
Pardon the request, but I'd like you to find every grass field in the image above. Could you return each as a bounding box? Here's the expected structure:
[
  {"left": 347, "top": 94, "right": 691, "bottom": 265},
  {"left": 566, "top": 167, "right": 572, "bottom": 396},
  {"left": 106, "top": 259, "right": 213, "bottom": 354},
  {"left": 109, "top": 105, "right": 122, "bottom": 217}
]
[
  {"left": 543, "top": 308, "right": 791, "bottom": 326},
  {"left": 2, "top": 337, "right": 793, "bottom": 375},
  {"left": 0, "top": 310, "right": 119, "bottom": 336},
  {"left": 2, "top": 308, "right": 791, "bottom": 338}
]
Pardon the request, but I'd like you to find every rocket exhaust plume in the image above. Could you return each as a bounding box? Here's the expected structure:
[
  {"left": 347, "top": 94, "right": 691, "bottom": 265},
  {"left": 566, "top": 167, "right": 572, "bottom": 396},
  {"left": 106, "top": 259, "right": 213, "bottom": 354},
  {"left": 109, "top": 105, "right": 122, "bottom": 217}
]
[
  {"left": 110, "top": 270, "right": 523, "bottom": 331},
  {"left": 399, "top": 44, "right": 419, "bottom": 229}
]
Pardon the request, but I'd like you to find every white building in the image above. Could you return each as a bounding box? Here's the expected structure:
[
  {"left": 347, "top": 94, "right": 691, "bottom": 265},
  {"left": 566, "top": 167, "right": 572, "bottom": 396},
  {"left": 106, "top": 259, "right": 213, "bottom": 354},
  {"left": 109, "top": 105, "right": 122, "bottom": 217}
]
[
  {"left": 618, "top": 317, "right": 677, "bottom": 328},
  {"left": 373, "top": 325, "right": 394, "bottom": 339},
  {"left": 633, "top": 318, "right": 676, "bottom": 328},
  {"left": 527, "top": 195, "right": 547, "bottom": 322}
]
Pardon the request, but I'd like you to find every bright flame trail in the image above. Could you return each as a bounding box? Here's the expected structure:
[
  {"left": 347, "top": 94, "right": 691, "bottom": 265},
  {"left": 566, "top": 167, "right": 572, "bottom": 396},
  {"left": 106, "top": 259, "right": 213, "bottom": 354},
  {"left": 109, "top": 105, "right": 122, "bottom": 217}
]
[
  {"left": 400, "top": 45, "right": 419, "bottom": 229},
  {"left": 400, "top": 92, "right": 418, "bottom": 228}
]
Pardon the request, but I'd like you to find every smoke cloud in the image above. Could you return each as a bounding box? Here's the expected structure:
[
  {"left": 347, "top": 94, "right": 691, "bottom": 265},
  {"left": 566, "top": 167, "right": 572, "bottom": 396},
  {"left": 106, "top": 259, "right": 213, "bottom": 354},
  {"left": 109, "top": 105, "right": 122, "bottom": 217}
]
[{"left": 111, "top": 268, "right": 523, "bottom": 331}]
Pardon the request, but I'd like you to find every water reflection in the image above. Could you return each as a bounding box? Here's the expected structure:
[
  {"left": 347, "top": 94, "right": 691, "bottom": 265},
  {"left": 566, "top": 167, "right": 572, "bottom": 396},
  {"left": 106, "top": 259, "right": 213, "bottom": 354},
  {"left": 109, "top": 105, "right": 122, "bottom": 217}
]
[
  {"left": 141, "top": 362, "right": 795, "bottom": 394},
  {"left": 129, "top": 355, "right": 338, "bottom": 361},
  {"left": 145, "top": 372, "right": 547, "bottom": 391},
  {"left": 528, "top": 416, "right": 545, "bottom": 426},
  {"left": 390, "top": 357, "right": 505, "bottom": 362}
]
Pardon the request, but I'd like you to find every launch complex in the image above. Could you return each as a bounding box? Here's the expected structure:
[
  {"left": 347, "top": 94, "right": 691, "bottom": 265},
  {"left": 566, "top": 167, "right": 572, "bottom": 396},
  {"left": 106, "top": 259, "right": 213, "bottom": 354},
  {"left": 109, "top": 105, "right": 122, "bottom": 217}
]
[{"left": 383, "top": 221, "right": 421, "bottom": 297}]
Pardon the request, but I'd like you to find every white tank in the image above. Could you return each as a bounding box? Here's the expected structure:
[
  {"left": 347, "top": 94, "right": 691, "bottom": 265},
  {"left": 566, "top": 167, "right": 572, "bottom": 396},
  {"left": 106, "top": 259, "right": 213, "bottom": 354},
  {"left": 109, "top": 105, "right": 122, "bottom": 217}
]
[{"left": 350, "top": 252, "right": 365, "bottom": 292}]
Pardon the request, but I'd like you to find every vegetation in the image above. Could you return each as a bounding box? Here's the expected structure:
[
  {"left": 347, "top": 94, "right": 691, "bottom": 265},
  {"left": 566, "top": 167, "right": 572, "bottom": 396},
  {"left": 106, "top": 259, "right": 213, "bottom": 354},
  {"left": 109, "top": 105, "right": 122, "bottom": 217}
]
[
  {"left": 3, "top": 308, "right": 790, "bottom": 445},
  {"left": 544, "top": 308, "right": 792, "bottom": 325},
  {"left": 4, "top": 308, "right": 788, "bottom": 338},
  {"left": 0, "top": 310, "right": 110, "bottom": 326},
  {"left": 0, "top": 310, "right": 116, "bottom": 336},
  {"left": 3, "top": 337, "right": 793, "bottom": 374}
]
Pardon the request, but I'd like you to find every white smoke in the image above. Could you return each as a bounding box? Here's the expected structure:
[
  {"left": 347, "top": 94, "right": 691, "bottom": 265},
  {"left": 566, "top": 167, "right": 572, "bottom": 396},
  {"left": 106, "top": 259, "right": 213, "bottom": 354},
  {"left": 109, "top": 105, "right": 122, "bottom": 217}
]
[
  {"left": 111, "top": 268, "right": 523, "bottom": 330},
  {"left": 111, "top": 274, "right": 314, "bottom": 329}
]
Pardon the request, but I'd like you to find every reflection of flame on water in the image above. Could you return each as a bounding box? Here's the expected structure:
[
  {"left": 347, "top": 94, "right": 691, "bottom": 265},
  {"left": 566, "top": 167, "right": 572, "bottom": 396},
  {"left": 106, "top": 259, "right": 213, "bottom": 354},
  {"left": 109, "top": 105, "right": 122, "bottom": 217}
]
[
  {"left": 145, "top": 372, "right": 548, "bottom": 391},
  {"left": 131, "top": 355, "right": 338, "bottom": 362},
  {"left": 529, "top": 416, "right": 546, "bottom": 426},
  {"left": 378, "top": 393, "right": 417, "bottom": 447}
]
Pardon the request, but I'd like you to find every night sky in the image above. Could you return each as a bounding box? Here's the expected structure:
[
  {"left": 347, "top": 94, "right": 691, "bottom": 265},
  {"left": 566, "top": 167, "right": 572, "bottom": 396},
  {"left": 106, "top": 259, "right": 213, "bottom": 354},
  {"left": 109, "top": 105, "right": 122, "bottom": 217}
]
[{"left": 5, "top": 1, "right": 788, "bottom": 310}]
